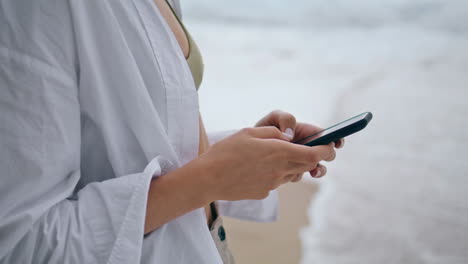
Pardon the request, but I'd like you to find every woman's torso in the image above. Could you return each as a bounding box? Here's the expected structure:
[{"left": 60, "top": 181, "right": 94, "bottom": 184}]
[
  {"left": 1, "top": 0, "right": 226, "bottom": 263},
  {"left": 153, "top": 0, "right": 214, "bottom": 226}
]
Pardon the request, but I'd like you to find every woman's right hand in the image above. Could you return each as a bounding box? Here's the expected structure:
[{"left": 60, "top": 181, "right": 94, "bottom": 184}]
[{"left": 196, "top": 126, "right": 336, "bottom": 201}]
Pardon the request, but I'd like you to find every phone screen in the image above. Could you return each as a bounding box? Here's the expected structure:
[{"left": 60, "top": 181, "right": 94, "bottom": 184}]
[{"left": 293, "top": 112, "right": 368, "bottom": 145}]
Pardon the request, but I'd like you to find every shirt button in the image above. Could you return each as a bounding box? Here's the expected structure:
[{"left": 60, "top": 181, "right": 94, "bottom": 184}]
[{"left": 218, "top": 226, "right": 226, "bottom": 241}]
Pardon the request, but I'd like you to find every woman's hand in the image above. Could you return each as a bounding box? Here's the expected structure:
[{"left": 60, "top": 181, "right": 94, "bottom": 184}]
[
  {"left": 196, "top": 126, "right": 336, "bottom": 201},
  {"left": 145, "top": 110, "right": 343, "bottom": 232},
  {"left": 255, "top": 110, "right": 344, "bottom": 182}
]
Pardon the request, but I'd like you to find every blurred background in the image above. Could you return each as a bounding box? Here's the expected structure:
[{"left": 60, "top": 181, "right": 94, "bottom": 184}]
[{"left": 182, "top": 0, "right": 468, "bottom": 263}]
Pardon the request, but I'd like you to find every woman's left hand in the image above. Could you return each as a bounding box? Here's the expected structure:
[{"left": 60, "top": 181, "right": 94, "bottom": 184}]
[{"left": 255, "top": 110, "right": 344, "bottom": 182}]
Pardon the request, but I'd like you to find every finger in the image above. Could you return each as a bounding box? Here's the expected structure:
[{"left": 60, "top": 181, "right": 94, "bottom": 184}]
[
  {"left": 293, "top": 122, "right": 324, "bottom": 142},
  {"left": 320, "top": 142, "right": 336, "bottom": 162},
  {"left": 275, "top": 111, "right": 296, "bottom": 140},
  {"left": 310, "top": 163, "right": 327, "bottom": 178},
  {"left": 318, "top": 164, "right": 328, "bottom": 177},
  {"left": 243, "top": 126, "right": 290, "bottom": 141},
  {"left": 256, "top": 110, "right": 297, "bottom": 141},
  {"left": 290, "top": 173, "right": 303, "bottom": 182},
  {"left": 286, "top": 161, "right": 317, "bottom": 175},
  {"left": 335, "top": 138, "right": 345, "bottom": 149},
  {"left": 310, "top": 163, "right": 321, "bottom": 177},
  {"left": 256, "top": 110, "right": 296, "bottom": 129},
  {"left": 282, "top": 173, "right": 303, "bottom": 183},
  {"left": 280, "top": 174, "right": 297, "bottom": 184},
  {"left": 283, "top": 142, "right": 336, "bottom": 164}
]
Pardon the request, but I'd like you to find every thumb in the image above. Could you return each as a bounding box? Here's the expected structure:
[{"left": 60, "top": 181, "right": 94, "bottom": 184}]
[{"left": 277, "top": 113, "right": 296, "bottom": 141}]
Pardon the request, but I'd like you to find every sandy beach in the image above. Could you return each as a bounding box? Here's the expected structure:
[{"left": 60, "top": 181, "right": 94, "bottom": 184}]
[
  {"left": 186, "top": 1, "right": 468, "bottom": 262},
  {"left": 223, "top": 182, "right": 319, "bottom": 264}
]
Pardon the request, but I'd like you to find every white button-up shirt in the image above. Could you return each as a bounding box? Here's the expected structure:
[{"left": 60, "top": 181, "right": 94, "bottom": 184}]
[{"left": 0, "top": 0, "right": 278, "bottom": 263}]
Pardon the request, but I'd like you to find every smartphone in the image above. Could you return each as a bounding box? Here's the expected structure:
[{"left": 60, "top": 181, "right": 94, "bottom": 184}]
[{"left": 293, "top": 112, "right": 373, "bottom": 147}]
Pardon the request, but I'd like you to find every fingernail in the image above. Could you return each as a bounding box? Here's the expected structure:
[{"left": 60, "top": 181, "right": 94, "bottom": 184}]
[
  {"left": 315, "top": 170, "right": 322, "bottom": 178},
  {"left": 283, "top": 128, "right": 294, "bottom": 140},
  {"left": 311, "top": 170, "right": 320, "bottom": 178}
]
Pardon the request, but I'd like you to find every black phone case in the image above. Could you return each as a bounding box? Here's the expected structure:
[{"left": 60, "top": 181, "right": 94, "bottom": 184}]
[{"left": 303, "top": 112, "right": 373, "bottom": 147}]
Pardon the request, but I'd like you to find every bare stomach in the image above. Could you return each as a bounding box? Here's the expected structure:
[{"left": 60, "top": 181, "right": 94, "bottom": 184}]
[
  {"left": 205, "top": 204, "right": 213, "bottom": 227},
  {"left": 153, "top": 0, "right": 214, "bottom": 228},
  {"left": 199, "top": 114, "right": 215, "bottom": 227}
]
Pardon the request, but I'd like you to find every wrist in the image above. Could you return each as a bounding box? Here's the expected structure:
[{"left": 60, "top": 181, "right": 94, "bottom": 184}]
[
  {"left": 189, "top": 156, "right": 220, "bottom": 203},
  {"left": 144, "top": 155, "right": 222, "bottom": 233}
]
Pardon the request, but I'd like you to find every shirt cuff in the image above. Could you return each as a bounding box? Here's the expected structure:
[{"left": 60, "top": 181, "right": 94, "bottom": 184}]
[{"left": 79, "top": 155, "right": 175, "bottom": 263}]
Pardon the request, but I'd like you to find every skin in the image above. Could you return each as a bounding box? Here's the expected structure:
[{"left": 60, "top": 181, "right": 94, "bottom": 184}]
[
  {"left": 255, "top": 110, "right": 344, "bottom": 181},
  {"left": 144, "top": 0, "right": 344, "bottom": 234},
  {"left": 153, "top": 0, "right": 190, "bottom": 58},
  {"left": 145, "top": 112, "right": 343, "bottom": 234}
]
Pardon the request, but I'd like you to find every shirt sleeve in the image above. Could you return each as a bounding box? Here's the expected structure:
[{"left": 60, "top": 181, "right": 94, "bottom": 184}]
[
  {"left": 207, "top": 130, "right": 279, "bottom": 222},
  {"left": 0, "top": 24, "right": 171, "bottom": 264}
]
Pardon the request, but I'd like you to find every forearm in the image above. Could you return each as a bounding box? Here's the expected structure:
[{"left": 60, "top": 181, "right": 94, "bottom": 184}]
[{"left": 144, "top": 158, "right": 214, "bottom": 234}]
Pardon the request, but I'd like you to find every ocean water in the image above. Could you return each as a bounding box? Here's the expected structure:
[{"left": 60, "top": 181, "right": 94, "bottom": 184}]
[
  {"left": 184, "top": 0, "right": 468, "bottom": 130},
  {"left": 183, "top": 1, "right": 468, "bottom": 263},
  {"left": 184, "top": 0, "right": 468, "bottom": 33}
]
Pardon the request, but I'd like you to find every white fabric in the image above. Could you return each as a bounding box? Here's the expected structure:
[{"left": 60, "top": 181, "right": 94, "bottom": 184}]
[{"left": 0, "top": 0, "right": 278, "bottom": 263}]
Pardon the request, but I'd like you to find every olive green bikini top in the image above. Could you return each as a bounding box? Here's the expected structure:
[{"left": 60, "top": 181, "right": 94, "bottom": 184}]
[{"left": 166, "top": 2, "right": 204, "bottom": 90}]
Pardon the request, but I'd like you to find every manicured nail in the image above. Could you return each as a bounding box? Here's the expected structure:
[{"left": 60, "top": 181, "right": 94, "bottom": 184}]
[
  {"left": 283, "top": 128, "right": 294, "bottom": 140},
  {"left": 311, "top": 170, "right": 320, "bottom": 178},
  {"left": 315, "top": 170, "right": 322, "bottom": 178}
]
